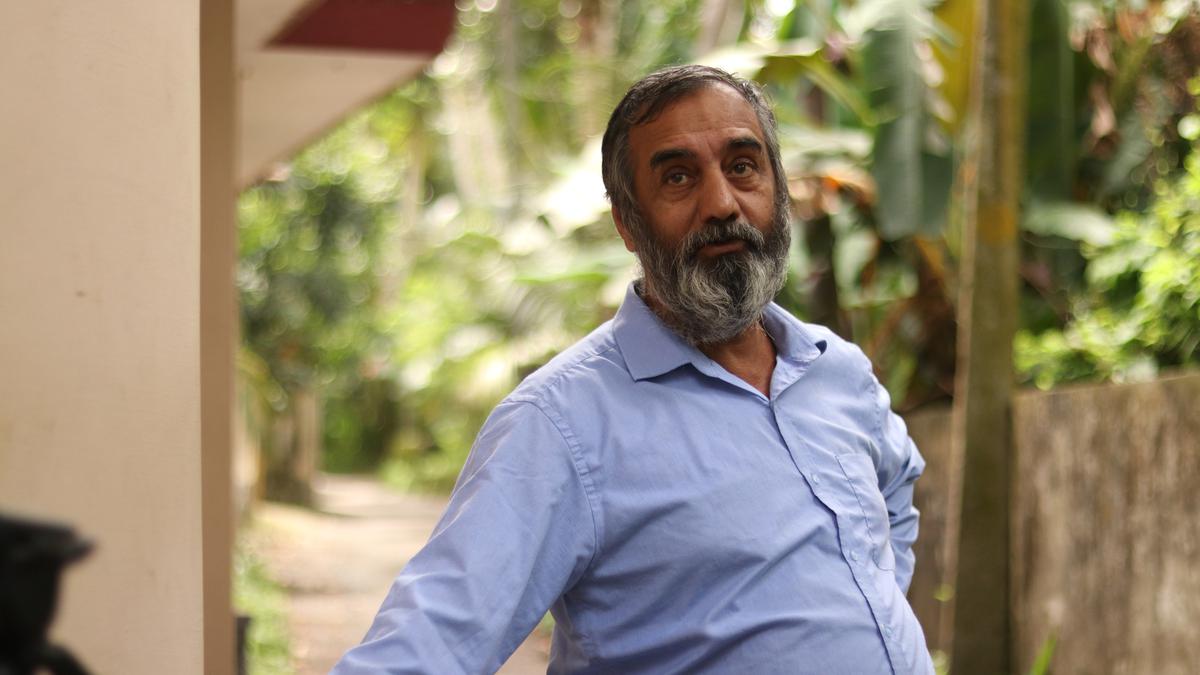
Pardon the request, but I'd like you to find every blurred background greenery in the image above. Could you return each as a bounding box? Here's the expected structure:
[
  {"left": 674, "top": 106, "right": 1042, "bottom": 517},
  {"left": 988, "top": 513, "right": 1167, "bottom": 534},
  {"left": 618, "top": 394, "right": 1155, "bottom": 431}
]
[{"left": 235, "top": 0, "right": 1200, "bottom": 496}]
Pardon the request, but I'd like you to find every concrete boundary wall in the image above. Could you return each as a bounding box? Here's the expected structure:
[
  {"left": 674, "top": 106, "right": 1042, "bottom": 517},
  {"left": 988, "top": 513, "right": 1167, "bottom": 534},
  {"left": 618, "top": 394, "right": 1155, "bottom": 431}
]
[
  {"left": 1012, "top": 372, "right": 1200, "bottom": 675},
  {"left": 903, "top": 406, "right": 954, "bottom": 657},
  {"left": 903, "top": 371, "right": 1200, "bottom": 674}
]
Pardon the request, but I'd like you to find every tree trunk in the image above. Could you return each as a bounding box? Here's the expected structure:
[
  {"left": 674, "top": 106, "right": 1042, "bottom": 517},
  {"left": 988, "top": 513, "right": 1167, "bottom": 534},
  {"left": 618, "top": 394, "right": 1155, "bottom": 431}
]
[
  {"left": 573, "top": 0, "right": 617, "bottom": 139},
  {"left": 944, "top": 0, "right": 1027, "bottom": 672},
  {"left": 264, "top": 385, "right": 320, "bottom": 505}
]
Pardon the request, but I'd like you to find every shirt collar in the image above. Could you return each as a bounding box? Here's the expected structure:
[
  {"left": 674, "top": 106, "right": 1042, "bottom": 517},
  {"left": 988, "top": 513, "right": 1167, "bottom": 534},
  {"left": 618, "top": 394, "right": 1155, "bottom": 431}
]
[
  {"left": 612, "top": 282, "right": 697, "bottom": 380},
  {"left": 612, "top": 282, "right": 826, "bottom": 382},
  {"left": 761, "top": 301, "right": 826, "bottom": 366}
]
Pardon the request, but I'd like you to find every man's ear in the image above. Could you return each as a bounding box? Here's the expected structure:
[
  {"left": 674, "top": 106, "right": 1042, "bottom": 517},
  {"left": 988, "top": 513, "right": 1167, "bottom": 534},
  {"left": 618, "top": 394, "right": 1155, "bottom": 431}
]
[{"left": 612, "top": 205, "right": 637, "bottom": 253}]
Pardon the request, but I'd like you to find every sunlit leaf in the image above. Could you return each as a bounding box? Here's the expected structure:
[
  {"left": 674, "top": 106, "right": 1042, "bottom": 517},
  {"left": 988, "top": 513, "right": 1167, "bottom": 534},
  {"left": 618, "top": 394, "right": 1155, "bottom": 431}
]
[
  {"left": 701, "top": 40, "right": 876, "bottom": 125},
  {"left": 1024, "top": 201, "right": 1116, "bottom": 246}
]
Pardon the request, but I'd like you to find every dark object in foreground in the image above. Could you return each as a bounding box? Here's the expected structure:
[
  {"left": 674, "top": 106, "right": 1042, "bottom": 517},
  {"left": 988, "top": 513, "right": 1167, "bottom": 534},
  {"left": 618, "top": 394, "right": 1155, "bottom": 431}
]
[{"left": 0, "top": 512, "right": 93, "bottom": 675}]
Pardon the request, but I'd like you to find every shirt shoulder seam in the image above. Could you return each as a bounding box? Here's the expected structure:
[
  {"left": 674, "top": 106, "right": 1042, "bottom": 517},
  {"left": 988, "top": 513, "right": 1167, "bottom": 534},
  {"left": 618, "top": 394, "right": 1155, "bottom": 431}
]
[
  {"left": 522, "top": 338, "right": 624, "bottom": 395},
  {"left": 452, "top": 398, "right": 603, "bottom": 665},
  {"left": 503, "top": 396, "right": 604, "bottom": 586},
  {"left": 833, "top": 337, "right": 886, "bottom": 468},
  {"left": 505, "top": 398, "right": 603, "bottom": 660}
]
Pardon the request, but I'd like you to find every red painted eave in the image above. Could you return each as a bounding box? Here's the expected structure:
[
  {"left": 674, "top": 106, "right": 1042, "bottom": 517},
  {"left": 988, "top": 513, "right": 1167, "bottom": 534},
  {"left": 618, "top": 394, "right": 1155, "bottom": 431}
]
[{"left": 270, "top": 0, "right": 457, "bottom": 54}]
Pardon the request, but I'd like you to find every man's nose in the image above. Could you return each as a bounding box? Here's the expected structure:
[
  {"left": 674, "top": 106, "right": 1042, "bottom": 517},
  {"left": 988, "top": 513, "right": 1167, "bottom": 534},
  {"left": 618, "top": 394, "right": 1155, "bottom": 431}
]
[{"left": 699, "top": 172, "right": 739, "bottom": 223}]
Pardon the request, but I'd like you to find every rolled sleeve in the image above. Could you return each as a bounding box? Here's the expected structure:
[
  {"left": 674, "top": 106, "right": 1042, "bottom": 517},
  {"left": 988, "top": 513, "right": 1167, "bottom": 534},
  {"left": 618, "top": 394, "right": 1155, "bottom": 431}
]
[{"left": 332, "top": 400, "right": 597, "bottom": 674}]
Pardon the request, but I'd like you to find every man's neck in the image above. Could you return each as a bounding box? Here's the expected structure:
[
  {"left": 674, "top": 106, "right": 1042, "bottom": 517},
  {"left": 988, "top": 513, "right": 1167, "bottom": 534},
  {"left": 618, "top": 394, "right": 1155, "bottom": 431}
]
[
  {"left": 698, "top": 320, "right": 776, "bottom": 398},
  {"left": 639, "top": 283, "right": 777, "bottom": 397}
]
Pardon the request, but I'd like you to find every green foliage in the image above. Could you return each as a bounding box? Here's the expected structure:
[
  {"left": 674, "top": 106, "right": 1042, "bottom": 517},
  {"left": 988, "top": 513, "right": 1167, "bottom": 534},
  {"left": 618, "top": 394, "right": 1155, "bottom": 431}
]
[
  {"left": 238, "top": 111, "right": 401, "bottom": 470},
  {"left": 234, "top": 543, "right": 295, "bottom": 675},
  {"left": 365, "top": 0, "right": 972, "bottom": 480},
  {"left": 1066, "top": 2, "right": 1200, "bottom": 211},
  {"left": 853, "top": 0, "right": 955, "bottom": 239},
  {"left": 697, "top": 0, "right": 965, "bottom": 409},
  {"left": 992, "top": 2, "right": 1200, "bottom": 396},
  {"left": 1017, "top": 154, "right": 1200, "bottom": 388},
  {"left": 373, "top": 216, "right": 628, "bottom": 491},
  {"left": 241, "top": 1, "right": 705, "bottom": 488},
  {"left": 1025, "top": 0, "right": 1075, "bottom": 201},
  {"left": 295, "top": 0, "right": 709, "bottom": 489},
  {"left": 238, "top": 125, "right": 394, "bottom": 387},
  {"left": 236, "top": 1, "right": 1200, "bottom": 493},
  {"left": 451, "top": 0, "right": 705, "bottom": 182},
  {"left": 323, "top": 377, "right": 402, "bottom": 473}
]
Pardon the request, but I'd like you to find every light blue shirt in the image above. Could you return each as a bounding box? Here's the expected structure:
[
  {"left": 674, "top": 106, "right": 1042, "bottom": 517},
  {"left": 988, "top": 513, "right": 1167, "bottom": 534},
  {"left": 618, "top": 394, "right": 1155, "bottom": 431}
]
[{"left": 334, "top": 284, "right": 932, "bottom": 674}]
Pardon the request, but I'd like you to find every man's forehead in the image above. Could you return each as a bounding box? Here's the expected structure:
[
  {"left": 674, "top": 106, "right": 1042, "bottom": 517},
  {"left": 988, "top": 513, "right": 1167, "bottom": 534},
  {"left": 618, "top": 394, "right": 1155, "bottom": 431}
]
[{"left": 627, "top": 83, "right": 765, "bottom": 157}]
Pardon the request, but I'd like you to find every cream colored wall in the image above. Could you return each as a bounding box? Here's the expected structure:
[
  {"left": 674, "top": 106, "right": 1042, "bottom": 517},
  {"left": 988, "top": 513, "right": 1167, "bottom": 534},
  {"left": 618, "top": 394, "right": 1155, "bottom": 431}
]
[{"left": 0, "top": 2, "right": 233, "bottom": 673}]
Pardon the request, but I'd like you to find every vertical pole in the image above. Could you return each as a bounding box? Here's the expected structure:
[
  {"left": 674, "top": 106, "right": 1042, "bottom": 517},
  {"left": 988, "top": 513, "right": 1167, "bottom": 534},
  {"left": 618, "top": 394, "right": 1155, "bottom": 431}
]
[
  {"left": 945, "top": 0, "right": 1027, "bottom": 672},
  {"left": 201, "top": 0, "right": 237, "bottom": 672}
]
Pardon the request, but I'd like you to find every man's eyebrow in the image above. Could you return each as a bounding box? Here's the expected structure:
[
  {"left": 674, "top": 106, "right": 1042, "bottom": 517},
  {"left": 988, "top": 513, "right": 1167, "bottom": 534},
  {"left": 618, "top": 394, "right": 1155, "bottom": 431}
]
[
  {"left": 648, "top": 148, "right": 695, "bottom": 169},
  {"left": 648, "top": 137, "right": 763, "bottom": 169},
  {"left": 728, "top": 136, "right": 764, "bottom": 153}
]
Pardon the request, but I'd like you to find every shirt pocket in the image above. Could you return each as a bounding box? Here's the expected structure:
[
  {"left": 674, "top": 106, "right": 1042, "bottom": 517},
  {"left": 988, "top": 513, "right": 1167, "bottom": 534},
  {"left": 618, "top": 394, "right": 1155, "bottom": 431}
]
[{"left": 834, "top": 451, "right": 895, "bottom": 571}]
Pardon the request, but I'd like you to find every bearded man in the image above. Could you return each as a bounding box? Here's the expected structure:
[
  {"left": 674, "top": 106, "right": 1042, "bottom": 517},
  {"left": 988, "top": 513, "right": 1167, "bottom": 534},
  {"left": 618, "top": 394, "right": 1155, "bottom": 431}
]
[{"left": 333, "top": 65, "right": 933, "bottom": 675}]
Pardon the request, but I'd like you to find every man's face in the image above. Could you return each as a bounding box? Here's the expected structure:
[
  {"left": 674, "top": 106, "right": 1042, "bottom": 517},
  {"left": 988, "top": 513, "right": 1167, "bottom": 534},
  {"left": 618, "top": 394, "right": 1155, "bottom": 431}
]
[{"left": 614, "top": 83, "right": 790, "bottom": 346}]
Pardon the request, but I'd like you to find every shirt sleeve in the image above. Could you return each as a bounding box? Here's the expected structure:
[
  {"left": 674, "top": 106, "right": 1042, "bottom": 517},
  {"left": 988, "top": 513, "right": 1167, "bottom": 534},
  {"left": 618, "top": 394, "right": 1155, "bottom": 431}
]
[
  {"left": 331, "top": 400, "right": 597, "bottom": 675},
  {"left": 870, "top": 377, "right": 926, "bottom": 594}
]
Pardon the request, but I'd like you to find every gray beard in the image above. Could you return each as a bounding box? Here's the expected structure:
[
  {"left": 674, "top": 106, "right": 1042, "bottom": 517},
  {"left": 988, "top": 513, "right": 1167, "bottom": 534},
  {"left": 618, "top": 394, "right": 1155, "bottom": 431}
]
[{"left": 628, "top": 207, "right": 791, "bottom": 347}]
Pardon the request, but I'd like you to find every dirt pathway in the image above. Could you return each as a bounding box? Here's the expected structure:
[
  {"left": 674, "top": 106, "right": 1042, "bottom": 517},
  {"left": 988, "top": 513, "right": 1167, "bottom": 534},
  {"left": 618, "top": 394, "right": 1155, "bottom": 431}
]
[{"left": 249, "top": 474, "right": 550, "bottom": 674}]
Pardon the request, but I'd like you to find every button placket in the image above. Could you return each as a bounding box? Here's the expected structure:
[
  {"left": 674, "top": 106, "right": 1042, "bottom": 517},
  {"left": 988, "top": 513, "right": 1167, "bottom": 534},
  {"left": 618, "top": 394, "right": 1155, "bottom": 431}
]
[{"left": 772, "top": 409, "right": 827, "bottom": 500}]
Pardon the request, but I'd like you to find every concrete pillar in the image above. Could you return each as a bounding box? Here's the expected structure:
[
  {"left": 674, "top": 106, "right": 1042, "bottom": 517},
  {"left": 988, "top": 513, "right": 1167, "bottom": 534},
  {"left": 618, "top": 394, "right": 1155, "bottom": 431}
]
[{"left": 0, "top": 1, "right": 235, "bottom": 673}]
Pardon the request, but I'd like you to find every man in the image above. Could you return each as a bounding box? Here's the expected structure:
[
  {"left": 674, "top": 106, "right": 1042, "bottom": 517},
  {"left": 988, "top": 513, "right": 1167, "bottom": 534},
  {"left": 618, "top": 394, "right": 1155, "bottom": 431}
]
[{"left": 333, "top": 65, "right": 932, "bottom": 674}]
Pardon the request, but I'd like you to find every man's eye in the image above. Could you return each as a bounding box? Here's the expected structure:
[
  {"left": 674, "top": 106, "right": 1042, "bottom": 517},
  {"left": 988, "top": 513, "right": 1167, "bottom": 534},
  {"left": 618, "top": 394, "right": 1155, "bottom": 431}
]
[
  {"left": 730, "top": 161, "right": 755, "bottom": 175},
  {"left": 665, "top": 171, "right": 689, "bottom": 185}
]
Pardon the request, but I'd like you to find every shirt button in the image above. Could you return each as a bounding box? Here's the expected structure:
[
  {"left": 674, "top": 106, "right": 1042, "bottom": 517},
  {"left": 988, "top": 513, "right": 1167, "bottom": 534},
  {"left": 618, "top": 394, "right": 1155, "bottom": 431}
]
[
  {"left": 850, "top": 551, "right": 860, "bottom": 562},
  {"left": 884, "top": 626, "right": 893, "bottom": 637},
  {"left": 811, "top": 474, "right": 821, "bottom": 485}
]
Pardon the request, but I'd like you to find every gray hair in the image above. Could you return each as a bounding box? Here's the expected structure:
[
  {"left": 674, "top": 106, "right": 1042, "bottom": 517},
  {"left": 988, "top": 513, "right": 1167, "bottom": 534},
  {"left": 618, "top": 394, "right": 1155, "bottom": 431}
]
[{"left": 600, "top": 64, "right": 789, "bottom": 231}]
